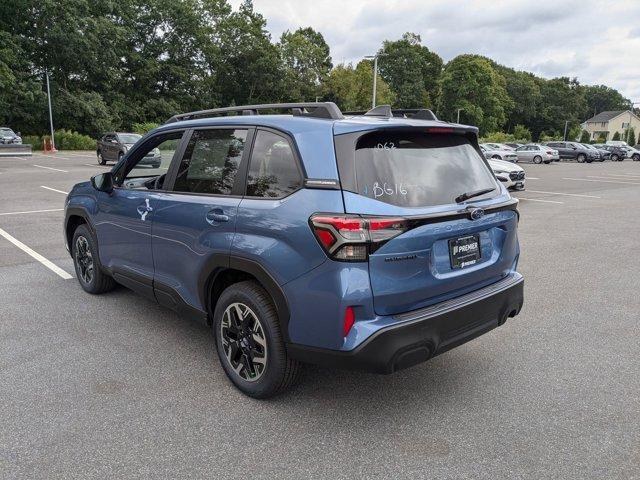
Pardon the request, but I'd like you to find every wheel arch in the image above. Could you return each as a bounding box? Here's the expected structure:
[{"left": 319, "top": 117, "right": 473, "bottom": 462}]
[
  {"left": 200, "top": 256, "right": 291, "bottom": 341},
  {"left": 64, "top": 207, "right": 96, "bottom": 256}
]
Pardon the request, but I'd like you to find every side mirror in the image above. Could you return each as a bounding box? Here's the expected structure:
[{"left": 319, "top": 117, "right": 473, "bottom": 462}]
[{"left": 91, "top": 172, "right": 114, "bottom": 193}]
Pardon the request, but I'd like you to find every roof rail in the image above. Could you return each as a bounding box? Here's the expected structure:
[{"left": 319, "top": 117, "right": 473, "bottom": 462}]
[
  {"left": 343, "top": 105, "right": 438, "bottom": 121},
  {"left": 165, "top": 102, "right": 344, "bottom": 124}
]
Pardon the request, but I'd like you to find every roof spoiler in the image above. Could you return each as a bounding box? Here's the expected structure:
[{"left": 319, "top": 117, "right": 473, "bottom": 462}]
[{"left": 165, "top": 102, "right": 344, "bottom": 123}]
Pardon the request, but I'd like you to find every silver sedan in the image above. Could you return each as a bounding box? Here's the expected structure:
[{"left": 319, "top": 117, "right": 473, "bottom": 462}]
[{"left": 514, "top": 144, "right": 558, "bottom": 164}]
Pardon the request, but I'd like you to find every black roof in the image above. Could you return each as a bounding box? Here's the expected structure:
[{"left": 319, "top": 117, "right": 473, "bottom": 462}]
[{"left": 584, "top": 110, "right": 625, "bottom": 123}]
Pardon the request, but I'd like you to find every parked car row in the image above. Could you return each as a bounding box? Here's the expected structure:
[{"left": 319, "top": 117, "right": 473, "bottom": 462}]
[
  {"left": 482, "top": 140, "right": 640, "bottom": 163},
  {"left": 97, "top": 132, "right": 162, "bottom": 167}
]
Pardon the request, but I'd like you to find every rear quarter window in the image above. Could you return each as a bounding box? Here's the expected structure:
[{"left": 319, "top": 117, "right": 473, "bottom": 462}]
[{"left": 353, "top": 131, "right": 497, "bottom": 207}]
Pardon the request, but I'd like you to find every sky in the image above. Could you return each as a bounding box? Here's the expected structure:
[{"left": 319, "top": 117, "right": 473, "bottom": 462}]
[{"left": 230, "top": 0, "right": 640, "bottom": 104}]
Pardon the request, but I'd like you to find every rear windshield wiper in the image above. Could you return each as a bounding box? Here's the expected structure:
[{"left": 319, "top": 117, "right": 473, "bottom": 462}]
[{"left": 454, "top": 187, "right": 496, "bottom": 204}]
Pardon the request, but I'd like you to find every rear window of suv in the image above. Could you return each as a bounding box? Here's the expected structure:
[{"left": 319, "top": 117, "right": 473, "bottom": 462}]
[{"left": 353, "top": 131, "right": 497, "bottom": 207}]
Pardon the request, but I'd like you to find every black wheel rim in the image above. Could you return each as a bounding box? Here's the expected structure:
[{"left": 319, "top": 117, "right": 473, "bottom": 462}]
[
  {"left": 220, "top": 303, "right": 267, "bottom": 382},
  {"left": 75, "top": 236, "right": 94, "bottom": 284}
]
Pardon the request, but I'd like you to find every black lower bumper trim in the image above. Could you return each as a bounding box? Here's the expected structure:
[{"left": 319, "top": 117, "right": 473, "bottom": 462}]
[{"left": 287, "top": 274, "right": 524, "bottom": 374}]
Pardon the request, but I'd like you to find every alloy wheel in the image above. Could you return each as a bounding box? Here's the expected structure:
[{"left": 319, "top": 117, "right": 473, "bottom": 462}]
[
  {"left": 75, "top": 236, "right": 94, "bottom": 284},
  {"left": 220, "top": 302, "right": 268, "bottom": 382}
]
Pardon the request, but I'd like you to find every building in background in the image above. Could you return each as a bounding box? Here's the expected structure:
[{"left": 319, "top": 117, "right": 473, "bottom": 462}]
[{"left": 581, "top": 110, "right": 640, "bottom": 142}]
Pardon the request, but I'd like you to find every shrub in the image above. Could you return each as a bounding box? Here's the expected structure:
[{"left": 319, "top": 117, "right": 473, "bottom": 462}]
[
  {"left": 41, "top": 130, "right": 95, "bottom": 150},
  {"left": 22, "top": 135, "right": 43, "bottom": 150},
  {"left": 612, "top": 131, "right": 621, "bottom": 141},
  {"left": 579, "top": 130, "right": 591, "bottom": 143},
  {"left": 512, "top": 124, "right": 532, "bottom": 142},
  {"left": 132, "top": 122, "right": 160, "bottom": 135}
]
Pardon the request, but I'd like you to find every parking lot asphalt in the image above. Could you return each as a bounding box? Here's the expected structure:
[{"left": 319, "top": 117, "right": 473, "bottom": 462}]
[{"left": 1, "top": 152, "right": 639, "bottom": 479}]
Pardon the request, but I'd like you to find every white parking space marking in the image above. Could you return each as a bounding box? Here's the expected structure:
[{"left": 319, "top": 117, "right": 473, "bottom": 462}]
[
  {"left": 0, "top": 227, "right": 73, "bottom": 280},
  {"left": 33, "top": 164, "right": 68, "bottom": 173},
  {"left": 525, "top": 177, "right": 540, "bottom": 180},
  {"left": 0, "top": 208, "right": 64, "bottom": 216},
  {"left": 525, "top": 190, "right": 601, "bottom": 198},
  {"left": 83, "top": 163, "right": 110, "bottom": 168},
  {"left": 40, "top": 186, "right": 69, "bottom": 195},
  {"left": 517, "top": 197, "right": 564, "bottom": 204},
  {"left": 605, "top": 173, "right": 640, "bottom": 178},
  {"left": 563, "top": 177, "right": 640, "bottom": 186}
]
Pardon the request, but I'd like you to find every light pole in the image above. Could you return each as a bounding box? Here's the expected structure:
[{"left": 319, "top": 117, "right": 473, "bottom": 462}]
[
  {"left": 364, "top": 53, "right": 387, "bottom": 109},
  {"left": 563, "top": 120, "right": 569, "bottom": 141},
  {"left": 45, "top": 68, "right": 56, "bottom": 152},
  {"left": 456, "top": 108, "right": 464, "bottom": 123}
]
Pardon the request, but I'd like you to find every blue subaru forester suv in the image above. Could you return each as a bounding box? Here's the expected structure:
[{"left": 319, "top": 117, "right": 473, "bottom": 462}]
[{"left": 64, "top": 102, "right": 524, "bottom": 398}]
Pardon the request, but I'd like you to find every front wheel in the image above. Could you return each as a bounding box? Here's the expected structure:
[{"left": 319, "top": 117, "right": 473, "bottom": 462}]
[
  {"left": 577, "top": 154, "right": 586, "bottom": 163},
  {"left": 97, "top": 151, "right": 106, "bottom": 165},
  {"left": 611, "top": 154, "right": 619, "bottom": 161},
  {"left": 214, "top": 281, "right": 301, "bottom": 398},
  {"left": 72, "top": 224, "right": 115, "bottom": 294},
  {"left": 633, "top": 154, "right": 640, "bottom": 161},
  {"left": 533, "top": 155, "right": 542, "bottom": 164}
]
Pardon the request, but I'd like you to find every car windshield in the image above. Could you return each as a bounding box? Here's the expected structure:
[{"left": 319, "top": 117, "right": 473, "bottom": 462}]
[
  {"left": 354, "top": 131, "right": 497, "bottom": 207},
  {"left": 0, "top": 128, "right": 15, "bottom": 135},
  {"left": 117, "top": 134, "right": 142, "bottom": 144}
]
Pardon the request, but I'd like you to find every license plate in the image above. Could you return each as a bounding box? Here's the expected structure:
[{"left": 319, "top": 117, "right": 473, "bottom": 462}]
[
  {"left": 449, "top": 234, "right": 481, "bottom": 269},
  {"left": 515, "top": 182, "right": 524, "bottom": 189}
]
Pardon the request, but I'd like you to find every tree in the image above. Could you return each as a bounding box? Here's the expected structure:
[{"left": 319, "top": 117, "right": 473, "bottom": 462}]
[
  {"left": 612, "top": 131, "right": 621, "bottom": 141},
  {"left": 377, "top": 33, "right": 443, "bottom": 108},
  {"left": 625, "top": 127, "right": 635, "bottom": 146},
  {"left": 637, "top": 130, "right": 640, "bottom": 146},
  {"left": 279, "top": 27, "right": 332, "bottom": 101},
  {"left": 323, "top": 61, "right": 394, "bottom": 111},
  {"left": 529, "top": 77, "right": 587, "bottom": 140},
  {"left": 582, "top": 85, "right": 632, "bottom": 119},
  {"left": 437, "top": 55, "right": 512, "bottom": 134},
  {"left": 579, "top": 130, "right": 591, "bottom": 143},
  {"left": 493, "top": 65, "right": 541, "bottom": 132}
]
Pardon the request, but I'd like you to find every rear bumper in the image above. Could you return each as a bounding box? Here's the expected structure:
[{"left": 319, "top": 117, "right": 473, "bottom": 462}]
[{"left": 287, "top": 272, "right": 524, "bottom": 374}]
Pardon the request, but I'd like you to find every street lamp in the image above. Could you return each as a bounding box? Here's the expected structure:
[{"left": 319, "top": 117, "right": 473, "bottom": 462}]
[
  {"left": 45, "top": 68, "right": 56, "bottom": 152},
  {"left": 456, "top": 108, "right": 464, "bottom": 123},
  {"left": 364, "top": 53, "right": 387, "bottom": 109}
]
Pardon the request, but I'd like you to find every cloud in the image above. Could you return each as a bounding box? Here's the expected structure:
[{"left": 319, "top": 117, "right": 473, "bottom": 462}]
[{"left": 231, "top": 0, "right": 640, "bottom": 101}]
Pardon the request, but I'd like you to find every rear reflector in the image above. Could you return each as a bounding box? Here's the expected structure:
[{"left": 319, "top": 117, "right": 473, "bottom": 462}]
[{"left": 343, "top": 306, "right": 355, "bottom": 337}]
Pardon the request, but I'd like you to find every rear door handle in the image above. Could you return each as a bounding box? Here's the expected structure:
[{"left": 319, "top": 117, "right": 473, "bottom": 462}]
[{"left": 206, "top": 208, "right": 229, "bottom": 224}]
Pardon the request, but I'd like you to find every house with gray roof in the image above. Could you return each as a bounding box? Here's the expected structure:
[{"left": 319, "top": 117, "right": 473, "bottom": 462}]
[{"left": 581, "top": 110, "right": 640, "bottom": 142}]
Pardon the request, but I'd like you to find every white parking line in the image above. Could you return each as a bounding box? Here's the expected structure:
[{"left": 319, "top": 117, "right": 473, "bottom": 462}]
[
  {"left": 0, "top": 208, "right": 64, "bottom": 216},
  {"left": 525, "top": 190, "right": 601, "bottom": 198},
  {"left": 40, "top": 186, "right": 69, "bottom": 194},
  {"left": 605, "top": 173, "right": 640, "bottom": 178},
  {"left": 526, "top": 177, "right": 540, "bottom": 180},
  {"left": 33, "top": 164, "right": 68, "bottom": 173},
  {"left": 516, "top": 197, "right": 564, "bottom": 204},
  {"left": 563, "top": 177, "right": 640, "bottom": 186},
  {"left": 0, "top": 227, "right": 73, "bottom": 279},
  {"left": 83, "top": 163, "right": 110, "bottom": 168}
]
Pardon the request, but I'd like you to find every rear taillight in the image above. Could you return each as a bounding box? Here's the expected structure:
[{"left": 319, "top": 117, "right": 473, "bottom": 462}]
[{"left": 310, "top": 214, "right": 408, "bottom": 261}]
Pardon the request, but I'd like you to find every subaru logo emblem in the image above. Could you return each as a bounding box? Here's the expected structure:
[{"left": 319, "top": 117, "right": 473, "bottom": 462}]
[{"left": 470, "top": 208, "right": 484, "bottom": 220}]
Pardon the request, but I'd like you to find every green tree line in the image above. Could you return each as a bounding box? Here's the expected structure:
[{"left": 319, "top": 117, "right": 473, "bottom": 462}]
[{"left": 0, "top": 0, "right": 634, "bottom": 140}]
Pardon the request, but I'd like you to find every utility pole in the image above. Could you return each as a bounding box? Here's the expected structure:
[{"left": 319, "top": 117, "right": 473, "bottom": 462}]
[
  {"left": 456, "top": 108, "right": 464, "bottom": 123},
  {"left": 364, "top": 53, "right": 387, "bottom": 109},
  {"left": 45, "top": 68, "right": 56, "bottom": 152},
  {"left": 563, "top": 120, "right": 569, "bottom": 141}
]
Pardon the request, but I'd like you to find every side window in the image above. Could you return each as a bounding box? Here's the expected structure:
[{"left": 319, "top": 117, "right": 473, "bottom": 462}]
[
  {"left": 173, "top": 129, "right": 247, "bottom": 195},
  {"left": 115, "top": 131, "right": 183, "bottom": 188},
  {"left": 246, "top": 130, "right": 301, "bottom": 198}
]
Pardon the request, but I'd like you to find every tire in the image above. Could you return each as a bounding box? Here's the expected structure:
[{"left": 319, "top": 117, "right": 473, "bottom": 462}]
[
  {"left": 543, "top": 160, "right": 551, "bottom": 164},
  {"left": 72, "top": 224, "right": 115, "bottom": 294},
  {"left": 577, "top": 154, "right": 586, "bottom": 163},
  {"left": 214, "top": 281, "right": 301, "bottom": 399},
  {"left": 491, "top": 155, "right": 501, "bottom": 160},
  {"left": 97, "top": 151, "right": 106, "bottom": 165},
  {"left": 533, "top": 155, "right": 543, "bottom": 164},
  {"left": 118, "top": 152, "right": 124, "bottom": 163},
  {"left": 611, "top": 154, "right": 619, "bottom": 161},
  {"left": 633, "top": 154, "right": 640, "bottom": 162}
]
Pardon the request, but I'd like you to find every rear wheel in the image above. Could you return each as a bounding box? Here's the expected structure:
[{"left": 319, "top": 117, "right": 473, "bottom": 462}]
[
  {"left": 633, "top": 154, "right": 640, "bottom": 161},
  {"left": 117, "top": 152, "right": 124, "bottom": 163},
  {"left": 213, "top": 281, "right": 301, "bottom": 398},
  {"left": 72, "top": 224, "right": 115, "bottom": 294},
  {"left": 533, "top": 155, "right": 542, "bottom": 164},
  {"left": 611, "top": 154, "right": 619, "bottom": 161}
]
